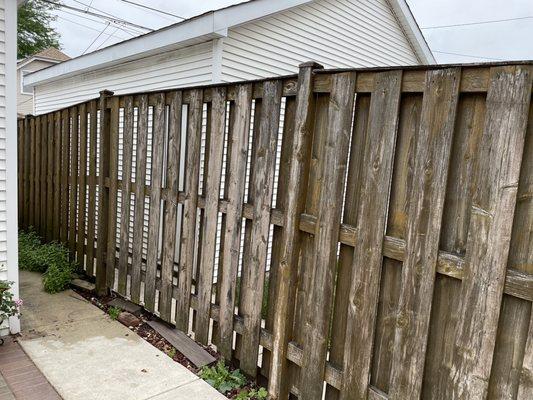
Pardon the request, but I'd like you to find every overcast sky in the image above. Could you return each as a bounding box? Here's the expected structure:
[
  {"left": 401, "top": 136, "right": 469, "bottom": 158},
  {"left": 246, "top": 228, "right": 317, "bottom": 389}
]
[{"left": 49, "top": 0, "right": 533, "bottom": 64}]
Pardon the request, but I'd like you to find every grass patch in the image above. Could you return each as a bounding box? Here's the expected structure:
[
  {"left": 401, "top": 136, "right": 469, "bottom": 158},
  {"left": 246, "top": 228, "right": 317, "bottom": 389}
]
[{"left": 19, "top": 229, "right": 76, "bottom": 294}]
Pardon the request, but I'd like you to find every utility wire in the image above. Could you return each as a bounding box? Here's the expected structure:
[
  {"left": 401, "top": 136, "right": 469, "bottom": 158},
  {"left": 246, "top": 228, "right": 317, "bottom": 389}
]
[
  {"left": 39, "top": 0, "right": 152, "bottom": 32},
  {"left": 56, "top": 13, "right": 129, "bottom": 40},
  {"left": 82, "top": 22, "right": 110, "bottom": 54},
  {"left": 56, "top": 8, "right": 137, "bottom": 37},
  {"left": 422, "top": 15, "right": 533, "bottom": 29},
  {"left": 433, "top": 50, "right": 505, "bottom": 61},
  {"left": 70, "top": 0, "right": 149, "bottom": 33},
  {"left": 115, "top": 0, "right": 185, "bottom": 20},
  {"left": 95, "top": 26, "right": 121, "bottom": 50}
]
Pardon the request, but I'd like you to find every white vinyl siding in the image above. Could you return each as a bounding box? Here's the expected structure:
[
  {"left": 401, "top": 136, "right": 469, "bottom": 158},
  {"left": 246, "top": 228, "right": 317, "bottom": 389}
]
[
  {"left": 221, "top": 0, "right": 419, "bottom": 82},
  {"left": 34, "top": 42, "right": 214, "bottom": 115}
]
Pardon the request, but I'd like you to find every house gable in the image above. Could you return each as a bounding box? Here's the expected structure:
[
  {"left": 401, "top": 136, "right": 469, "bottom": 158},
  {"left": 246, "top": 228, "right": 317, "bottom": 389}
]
[{"left": 220, "top": 0, "right": 422, "bottom": 82}]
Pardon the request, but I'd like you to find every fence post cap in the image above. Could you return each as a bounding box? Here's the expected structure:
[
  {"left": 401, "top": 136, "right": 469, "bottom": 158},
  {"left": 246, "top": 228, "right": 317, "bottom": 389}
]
[
  {"left": 99, "top": 90, "right": 114, "bottom": 97},
  {"left": 24, "top": 114, "right": 34, "bottom": 119},
  {"left": 299, "top": 61, "right": 324, "bottom": 70}
]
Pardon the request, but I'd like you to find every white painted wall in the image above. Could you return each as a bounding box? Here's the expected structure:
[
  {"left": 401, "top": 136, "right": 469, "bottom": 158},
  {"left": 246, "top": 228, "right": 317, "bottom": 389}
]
[
  {"left": 34, "top": 42, "right": 214, "bottom": 114},
  {"left": 221, "top": 0, "right": 419, "bottom": 82},
  {"left": 1, "top": 0, "right": 20, "bottom": 336}
]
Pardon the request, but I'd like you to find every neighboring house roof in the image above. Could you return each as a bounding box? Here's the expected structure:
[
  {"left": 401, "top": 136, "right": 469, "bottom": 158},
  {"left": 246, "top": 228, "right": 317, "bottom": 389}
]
[
  {"left": 18, "top": 47, "right": 70, "bottom": 69},
  {"left": 25, "top": 0, "right": 434, "bottom": 88}
]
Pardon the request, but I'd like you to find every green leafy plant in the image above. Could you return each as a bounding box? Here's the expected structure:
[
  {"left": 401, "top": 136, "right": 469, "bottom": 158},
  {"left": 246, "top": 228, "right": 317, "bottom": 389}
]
[
  {"left": 167, "top": 348, "right": 176, "bottom": 359},
  {"left": 43, "top": 262, "right": 74, "bottom": 294},
  {"left": 235, "top": 387, "right": 268, "bottom": 400},
  {"left": 19, "top": 230, "right": 76, "bottom": 293},
  {"left": 108, "top": 306, "right": 122, "bottom": 320},
  {"left": 199, "top": 361, "right": 247, "bottom": 395},
  {"left": 0, "top": 281, "right": 22, "bottom": 323}
]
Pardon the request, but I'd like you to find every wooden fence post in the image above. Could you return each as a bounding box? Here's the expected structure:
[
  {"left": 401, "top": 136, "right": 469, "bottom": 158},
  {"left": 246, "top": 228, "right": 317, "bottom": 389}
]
[
  {"left": 95, "top": 90, "right": 114, "bottom": 296},
  {"left": 23, "top": 115, "right": 32, "bottom": 229},
  {"left": 268, "top": 62, "right": 322, "bottom": 399}
]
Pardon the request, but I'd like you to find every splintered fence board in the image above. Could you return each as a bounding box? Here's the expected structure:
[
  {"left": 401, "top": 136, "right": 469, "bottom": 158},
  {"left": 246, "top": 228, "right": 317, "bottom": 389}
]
[{"left": 18, "top": 63, "right": 533, "bottom": 400}]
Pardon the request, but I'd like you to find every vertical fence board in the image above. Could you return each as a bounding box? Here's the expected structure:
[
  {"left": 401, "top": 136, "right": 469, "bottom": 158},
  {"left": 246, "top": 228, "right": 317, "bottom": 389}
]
[
  {"left": 196, "top": 87, "right": 227, "bottom": 345},
  {"left": 39, "top": 115, "right": 47, "bottom": 237},
  {"left": 96, "top": 91, "right": 113, "bottom": 295},
  {"left": 176, "top": 89, "right": 203, "bottom": 331},
  {"left": 53, "top": 111, "right": 62, "bottom": 240},
  {"left": 117, "top": 96, "right": 135, "bottom": 295},
  {"left": 60, "top": 110, "right": 69, "bottom": 244},
  {"left": 449, "top": 65, "right": 532, "bottom": 399},
  {"left": 144, "top": 93, "right": 166, "bottom": 312},
  {"left": 34, "top": 116, "right": 41, "bottom": 233},
  {"left": 218, "top": 84, "right": 252, "bottom": 359},
  {"left": 68, "top": 107, "right": 79, "bottom": 257},
  {"left": 18, "top": 119, "right": 24, "bottom": 227},
  {"left": 85, "top": 102, "right": 98, "bottom": 275},
  {"left": 23, "top": 117, "right": 31, "bottom": 229},
  {"left": 76, "top": 104, "right": 88, "bottom": 265},
  {"left": 105, "top": 97, "right": 120, "bottom": 289},
  {"left": 131, "top": 95, "right": 149, "bottom": 303},
  {"left": 339, "top": 71, "right": 402, "bottom": 400},
  {"left": 389, "top": 68, "right": 460, "bottom": 399},
  {"left": 159, "top": 91, "right": 183, "bottom": 321},
  {"left": 46, "top": 114, "right": 54, "bottom": 241},
  {"left": 299, "top": 71, "right": 357, "bottom": 399},
  {"left": 240, "top": 80, "right": 283, "bottom": 376}
]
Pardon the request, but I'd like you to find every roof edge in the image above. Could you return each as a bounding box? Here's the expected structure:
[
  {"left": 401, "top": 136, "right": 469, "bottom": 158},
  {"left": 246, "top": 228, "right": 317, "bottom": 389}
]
[
  {"left": 25, "top": 0, "right": 314, "bottom": 87},
  {"left": 388, "top": 0, "right": 436, "bottom": 64}
]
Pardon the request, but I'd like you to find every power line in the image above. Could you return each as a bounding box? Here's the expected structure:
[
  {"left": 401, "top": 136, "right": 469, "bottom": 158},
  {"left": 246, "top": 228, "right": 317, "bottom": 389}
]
[
  {"left": 114, "top": 0, "right": 185, "bottom": 20},
  {"left": 422, "top": 15, "right": 533, "bottom": 29},
  {"left": 39, "top": 0, "right": 152, "bottom": 33},
  {"left": 95, "top": 27, "right": 121, "bottom": 50},
  {"left": 69, "top": 0, "right": 149, "bottom": 33},
  {"left": 56, "top": 13, "right": 129, "bottom": 40},
  {"left": 56, "top": 8, "right": 137, "bottom": 38},
  {"left": 433, "top": 50, "right": 505, "bottom": 61},
  {"left": 82, "top": 22, "right": 110, "bottom": 54}
]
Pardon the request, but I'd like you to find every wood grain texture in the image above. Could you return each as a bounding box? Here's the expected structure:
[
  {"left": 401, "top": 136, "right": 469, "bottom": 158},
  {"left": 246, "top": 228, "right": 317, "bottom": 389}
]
[
  {"left": 46, "top": 114, "right": 54, "bottom": 241},
  {"left": 144, "top": 93, "right": 166, "bottom": 312},
  {"left": 68, "top": 107, "right": 78, "bottom": 257},
  {"left": 117, "top": 97, "right": 135, "bottom": 295},
  {"left": 159, "top": 91, "right": 183, "bottom": 322},
  {"left": 217, "top": 84, "right": 252, "bottom": 360},
  {"left": 389, "top": 68, "right": 460, "bottom": 399},
  {"left": 195, "top": 87, "right": 227, "bottom": 345},
  {"left": 338, "top": 71, "right": 402, "bottom": 400},
  {"left": 239, "top": 80, "right": 283, "bottom": 377},
  {"left": 268, "top": 65, "right": 320, "bottom": 399},
  {"left": 95, "top": 91, "right": 113, "bottom": 295},
  {"left": 130, "top": 95, "right": 149, "bottom": 304},
  {"left": 53, "top": 111, "right": 62, "bottom": 241},
  {"left": 76, "top": 104, "right": 88, "bottom": 265},
  {"left": 299, "top": 71, "right": 357, "bottom": 400},
  {"left": 448, "top": 65, "right": 532, "bottom": 399},
  {"left": 59, "top": 110, "right": 70, "bottom": 244},
  {"left": 175, "top": 89, "right": 203, "bottom": 331},
  {"left": 85, "top": 101, "right": 98, "bottom": 275}
]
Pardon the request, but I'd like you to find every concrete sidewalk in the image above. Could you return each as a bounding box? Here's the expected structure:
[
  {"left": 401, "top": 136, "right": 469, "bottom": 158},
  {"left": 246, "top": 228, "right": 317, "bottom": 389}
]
[{"left": 18, "top": 271, "right": 226, "bottom": 400}]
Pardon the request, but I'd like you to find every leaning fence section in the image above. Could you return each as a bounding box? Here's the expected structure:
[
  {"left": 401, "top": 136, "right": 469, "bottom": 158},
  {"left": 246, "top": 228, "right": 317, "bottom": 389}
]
[{"left": 17, "top": 63, "right": 533, "bottom": 399}]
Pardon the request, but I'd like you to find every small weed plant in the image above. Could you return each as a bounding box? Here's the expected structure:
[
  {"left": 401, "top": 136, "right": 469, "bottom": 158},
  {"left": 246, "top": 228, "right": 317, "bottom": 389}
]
[
  {"left": 18, "top": 230, "right": 76, "bottom": 294},
  {"left": 235, "top": 387, "right": 268, "bottom": 400},
  {"left": 199, "top": 360, "right": 267, "bottom": 399},
  {"left": 108, "top": 306, "right": 121, "bottom": 320},
  {"left": 166, "top": 348, "right": 176, "bottom": 359},
  {"left": 199, "top": 360, "right": 247, "bottom": 394}
]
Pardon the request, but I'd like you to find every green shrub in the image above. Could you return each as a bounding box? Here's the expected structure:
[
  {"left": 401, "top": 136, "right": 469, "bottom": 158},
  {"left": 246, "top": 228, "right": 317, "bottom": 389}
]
[
  {"left": 43, "top": 262, "right": 74, "bottom": 294},
  {"left": 199, "top": 360, "right": 247, "bottom": 395},
  {"left": 19, "top": 230, "right": 76, "bottom": 293}
]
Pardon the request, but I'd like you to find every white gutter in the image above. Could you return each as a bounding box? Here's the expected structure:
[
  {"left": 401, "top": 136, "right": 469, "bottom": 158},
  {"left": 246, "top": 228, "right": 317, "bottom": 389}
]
[{"left": 25, "top": 0, "right": 313, "bottom": 88}]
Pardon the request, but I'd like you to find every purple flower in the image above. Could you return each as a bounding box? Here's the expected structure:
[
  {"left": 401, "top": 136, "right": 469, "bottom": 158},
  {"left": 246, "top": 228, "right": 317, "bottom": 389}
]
[{"left": 15, "top": 298, "right": 23, "bottom": 307}]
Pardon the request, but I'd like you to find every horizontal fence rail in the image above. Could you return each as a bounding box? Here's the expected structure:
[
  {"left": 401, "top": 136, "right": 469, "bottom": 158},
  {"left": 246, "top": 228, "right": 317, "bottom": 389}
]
[{"left": 18, "top": 62, "right": 533, "bottom": 400}]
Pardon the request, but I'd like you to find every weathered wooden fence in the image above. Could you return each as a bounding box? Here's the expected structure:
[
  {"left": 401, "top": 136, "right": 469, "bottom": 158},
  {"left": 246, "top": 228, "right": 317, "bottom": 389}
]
[{"left": 17, "top": 62, "right": 533, "bottom": 399}]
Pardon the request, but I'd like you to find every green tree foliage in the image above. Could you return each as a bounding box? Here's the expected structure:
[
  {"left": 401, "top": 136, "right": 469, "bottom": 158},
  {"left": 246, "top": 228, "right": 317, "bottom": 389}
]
[{"left": 18, "top": 0, "right": 61, "bottom": 59}]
